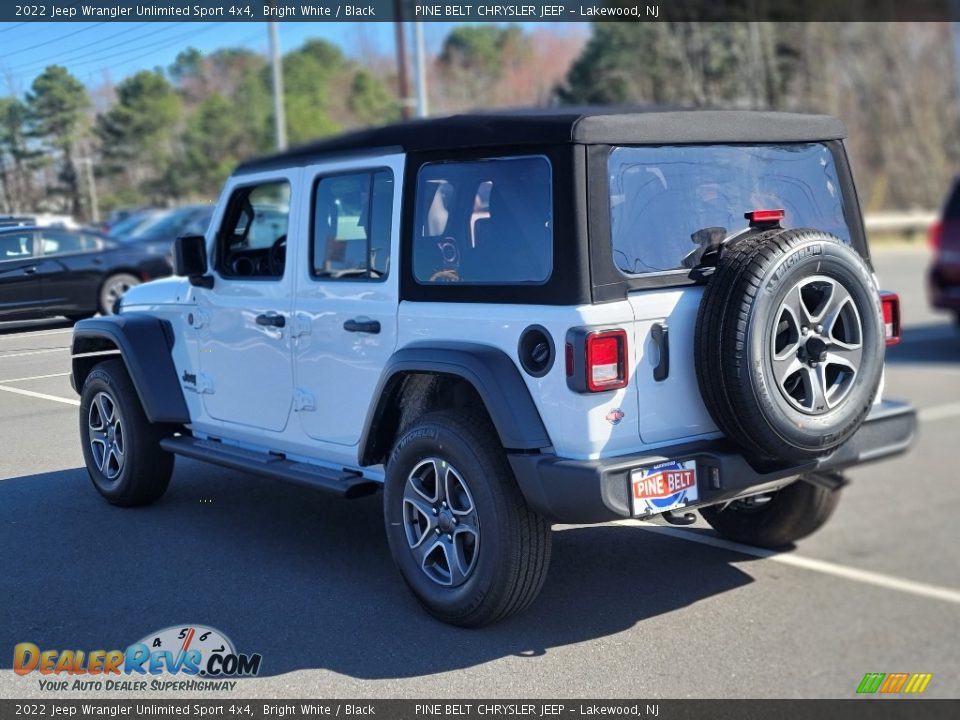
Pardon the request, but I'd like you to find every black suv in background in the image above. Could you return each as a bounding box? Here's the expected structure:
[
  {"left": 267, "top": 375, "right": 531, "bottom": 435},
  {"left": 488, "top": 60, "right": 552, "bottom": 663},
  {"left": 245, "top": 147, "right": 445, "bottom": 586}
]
[{"left": 930, "top": 178, "right": 960, "bottom": 325}]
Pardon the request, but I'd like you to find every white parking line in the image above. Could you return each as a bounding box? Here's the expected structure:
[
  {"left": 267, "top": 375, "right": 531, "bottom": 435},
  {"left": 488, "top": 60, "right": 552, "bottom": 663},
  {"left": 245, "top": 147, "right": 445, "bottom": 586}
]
[
  {"left": 918, "top": 402, "right": 960, "bottom": 422},
  {"left": 617, "top": 520, "right": 960, "bottom": 605},
  {"left": 0, "top": 347, "right": 69, "bottom": 359},
  {"left": 0, "top": 372, "right": 71, "bottom": 384},
  {"left": 0, "top": 384, "right": 79, "bottom": 406},
  {"left": 0, "top": 328, "right": 73, "bottom": 339}
]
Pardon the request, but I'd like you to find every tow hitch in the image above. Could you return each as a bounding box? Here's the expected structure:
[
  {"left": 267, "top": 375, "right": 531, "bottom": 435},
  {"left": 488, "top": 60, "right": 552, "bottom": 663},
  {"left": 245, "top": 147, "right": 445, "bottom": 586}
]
[{"left": 662, "top": 510, "right": 697, "bottom": 526}]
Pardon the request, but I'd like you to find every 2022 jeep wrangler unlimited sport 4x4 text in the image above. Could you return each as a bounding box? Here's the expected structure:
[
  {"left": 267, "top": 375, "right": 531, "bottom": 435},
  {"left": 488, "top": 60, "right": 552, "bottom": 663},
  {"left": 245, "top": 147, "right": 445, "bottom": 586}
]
[{"left": 71, "top": 109, "right": 916, "bottom": 626}]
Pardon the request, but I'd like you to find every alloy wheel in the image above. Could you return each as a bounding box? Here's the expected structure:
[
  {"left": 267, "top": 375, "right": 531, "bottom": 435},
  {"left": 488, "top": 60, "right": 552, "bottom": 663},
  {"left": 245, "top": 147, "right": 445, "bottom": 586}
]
[
  {"left": 771, "top": 275, "right": 864, "bottom": 414},
  {"left": 402, "top": 457, "right": 480, "bottom": 587}
]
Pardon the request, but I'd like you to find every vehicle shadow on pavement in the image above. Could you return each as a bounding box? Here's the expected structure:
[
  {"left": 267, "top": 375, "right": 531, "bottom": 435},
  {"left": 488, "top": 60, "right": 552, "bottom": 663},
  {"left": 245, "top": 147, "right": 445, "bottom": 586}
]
[
  {"left": 885, "top": 322, "right": 960, "bottom": 365},
  {"left": 0, "top": 460, "right": 759, "bottom": 679}
]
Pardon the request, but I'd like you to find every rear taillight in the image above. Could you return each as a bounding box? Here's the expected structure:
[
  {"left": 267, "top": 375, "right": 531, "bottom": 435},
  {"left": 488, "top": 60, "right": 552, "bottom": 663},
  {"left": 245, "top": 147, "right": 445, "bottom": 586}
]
[
  {"left": 586, "top": 330, "right": 628, "bottom": 392},
  {"left": 745, "top": 208, "right": 785, "bottom": 224},
  {"left": 880, "top": 291, "right": 901, "bottom": 346},
  {"left": 929, "top": 221, "right": 942, "bottom": 251}
]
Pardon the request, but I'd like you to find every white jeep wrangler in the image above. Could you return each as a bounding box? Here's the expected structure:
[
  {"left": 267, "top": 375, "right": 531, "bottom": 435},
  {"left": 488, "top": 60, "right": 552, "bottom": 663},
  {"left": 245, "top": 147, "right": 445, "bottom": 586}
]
[{"left": 71, "top": 109, "right": 916, "bottom": 627}]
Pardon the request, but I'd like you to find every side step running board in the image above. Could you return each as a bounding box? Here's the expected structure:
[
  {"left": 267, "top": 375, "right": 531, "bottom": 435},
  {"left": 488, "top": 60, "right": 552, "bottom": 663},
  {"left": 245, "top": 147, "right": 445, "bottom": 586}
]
[{"left": 159, "top": 436, "right": 380, "bottom": 499}]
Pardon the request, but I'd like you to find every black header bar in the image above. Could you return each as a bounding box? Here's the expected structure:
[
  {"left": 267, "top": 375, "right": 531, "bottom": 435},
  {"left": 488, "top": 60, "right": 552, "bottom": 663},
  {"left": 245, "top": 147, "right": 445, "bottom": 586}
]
[
  {"left": 0, "top": 0, "right": 957, "bottom": 23},
  {"left": 0, "top": 700, "right": 958, "bottom": 720}
]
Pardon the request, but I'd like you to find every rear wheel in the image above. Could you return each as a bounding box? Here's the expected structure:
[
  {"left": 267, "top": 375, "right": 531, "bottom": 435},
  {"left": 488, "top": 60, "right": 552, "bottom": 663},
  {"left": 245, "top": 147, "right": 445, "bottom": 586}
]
[
  {"left": 79, "top": 359, "right": 174, "bottom": 506},
  {"left": 99, "top": 273, "right": 140, "bottom": 315},
  {"left": 383, "top": 409, "right": 552, "bottom": 627},
  {"left": 699, "top": 476, "right": 842, "bottom": 548}
]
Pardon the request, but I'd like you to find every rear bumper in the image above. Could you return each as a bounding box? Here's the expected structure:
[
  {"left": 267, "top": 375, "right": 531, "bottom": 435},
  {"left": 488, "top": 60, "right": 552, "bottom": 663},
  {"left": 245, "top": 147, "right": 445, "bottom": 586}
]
[{"left": 509, "top": 399, "right": 917, "bottom": 524}]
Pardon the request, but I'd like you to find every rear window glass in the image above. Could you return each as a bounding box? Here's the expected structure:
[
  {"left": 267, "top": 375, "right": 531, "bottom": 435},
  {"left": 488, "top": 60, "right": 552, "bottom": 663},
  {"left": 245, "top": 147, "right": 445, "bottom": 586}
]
[
  {"left": 413, "top": 156, "right": 552, "bottom": 284},
  {"left": 608, "top": 144, "right": 849, "bottom": 275}
]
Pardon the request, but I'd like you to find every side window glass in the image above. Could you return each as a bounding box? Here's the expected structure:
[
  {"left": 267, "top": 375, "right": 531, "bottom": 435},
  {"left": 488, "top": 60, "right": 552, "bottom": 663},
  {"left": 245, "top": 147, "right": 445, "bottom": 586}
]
[
  {"left": 0, "top": 232, "right": 34, "bottom": 259},
  {"left": 413, "top": 156, "right": 553, "bottom": 285},
  {"left": 217, "top": 181, "right": 290, "bottom": 279},
  {"left": 40, "top": 230, "right": 90, "bottom": 255},
  {"left": 83, "top": 234, "right": 105, "bottom": 250},
  {"left": 311, "top": 169, "right": 393, "bottom": 280}
]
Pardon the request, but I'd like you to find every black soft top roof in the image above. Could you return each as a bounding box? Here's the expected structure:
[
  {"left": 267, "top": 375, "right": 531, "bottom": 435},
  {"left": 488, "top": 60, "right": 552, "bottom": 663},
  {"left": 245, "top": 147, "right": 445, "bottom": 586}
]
[{"left": 236, "top": 107, "right": 847, "bottom": 174}]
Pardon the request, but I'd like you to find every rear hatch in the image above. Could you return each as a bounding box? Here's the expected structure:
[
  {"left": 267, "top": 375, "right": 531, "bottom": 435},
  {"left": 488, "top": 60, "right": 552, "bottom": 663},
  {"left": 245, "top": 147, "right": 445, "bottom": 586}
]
[{"left": 606, "top": 143, "right": 856, "bottom": 445}]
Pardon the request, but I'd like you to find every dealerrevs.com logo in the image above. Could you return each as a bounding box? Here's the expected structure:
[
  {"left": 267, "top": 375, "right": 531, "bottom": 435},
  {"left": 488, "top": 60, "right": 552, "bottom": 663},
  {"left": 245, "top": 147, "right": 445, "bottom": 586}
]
[{"left": 13, "top": 625, "right": 262, "bottom": 692}]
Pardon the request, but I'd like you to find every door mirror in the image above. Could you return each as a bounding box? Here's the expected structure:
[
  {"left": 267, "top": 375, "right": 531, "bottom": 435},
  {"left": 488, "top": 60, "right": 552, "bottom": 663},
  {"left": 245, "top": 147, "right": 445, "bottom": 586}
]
[{"left": 173, "top": 234, "right": 213, "bottom": 287}]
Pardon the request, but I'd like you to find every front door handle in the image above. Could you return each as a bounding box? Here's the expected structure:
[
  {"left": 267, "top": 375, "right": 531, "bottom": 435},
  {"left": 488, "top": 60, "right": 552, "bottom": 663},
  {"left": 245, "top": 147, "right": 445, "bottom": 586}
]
[
  {"left": 23, "top": 267, "right": 37, "bottom": 275},
  {"left": 256, "top": 313, "right": 286, "bottom": 328},
  {"left": 343, "top": 318, "right": 381, "bottom": 334}
]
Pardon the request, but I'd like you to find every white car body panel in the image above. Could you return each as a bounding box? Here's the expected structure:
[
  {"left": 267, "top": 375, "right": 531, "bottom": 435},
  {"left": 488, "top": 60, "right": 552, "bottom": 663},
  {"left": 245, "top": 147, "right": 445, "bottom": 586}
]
[{"left": 292, "top": 153, "right": 405, "bottom": 447}]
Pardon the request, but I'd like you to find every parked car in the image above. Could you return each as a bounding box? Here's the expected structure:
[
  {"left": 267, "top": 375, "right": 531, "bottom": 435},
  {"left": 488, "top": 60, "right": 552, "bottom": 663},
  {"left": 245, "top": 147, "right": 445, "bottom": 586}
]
[
  {"left": 71, "top": 109, "right": 915, "bottom": 626},
  {"left": 116, "top": 204, "right": 214, "bottom": 253},
  {"left": 0, "top": 226, "right": 172, "bottom": 321},
  {"left": 0, "top": 215, "right": 36, "bottom": 229},
  {"left": 929, "top": 177, "right": 960, "bottom": 325},
  {"left": 106, "top": 208, "right": 166, "bottom": 240},
  {"left": 101, "top": 207, "right": 145, "bottom": 233}
]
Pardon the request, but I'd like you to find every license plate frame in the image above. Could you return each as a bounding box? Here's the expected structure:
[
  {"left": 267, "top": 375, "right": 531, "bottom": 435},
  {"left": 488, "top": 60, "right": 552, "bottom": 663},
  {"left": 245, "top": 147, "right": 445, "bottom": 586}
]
[{"left": 630, "top": 460, "right": 699, "bottom": 517}]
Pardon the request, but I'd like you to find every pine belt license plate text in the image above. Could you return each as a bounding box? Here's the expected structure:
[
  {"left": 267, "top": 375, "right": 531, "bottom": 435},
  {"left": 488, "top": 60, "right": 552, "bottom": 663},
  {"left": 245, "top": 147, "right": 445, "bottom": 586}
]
[{"left": 631, "top": 460, "right": 698, "bottom": 516}]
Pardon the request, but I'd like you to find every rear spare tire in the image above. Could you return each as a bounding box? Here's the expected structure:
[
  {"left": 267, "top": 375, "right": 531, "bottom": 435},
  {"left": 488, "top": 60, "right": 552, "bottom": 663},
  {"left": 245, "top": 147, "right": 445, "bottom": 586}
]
[{"left": 695, "top": 229, "right": 884, "bottom": 461}]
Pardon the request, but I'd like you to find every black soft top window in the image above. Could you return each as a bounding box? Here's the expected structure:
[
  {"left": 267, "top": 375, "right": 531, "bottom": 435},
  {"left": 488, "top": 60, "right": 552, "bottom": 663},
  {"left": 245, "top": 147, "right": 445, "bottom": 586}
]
[
  {"left": 608, "top": 143, "right": 849, "bottom": 275},
  {"left": 413, "top": 156, "right": 553, "bottom": 285}
]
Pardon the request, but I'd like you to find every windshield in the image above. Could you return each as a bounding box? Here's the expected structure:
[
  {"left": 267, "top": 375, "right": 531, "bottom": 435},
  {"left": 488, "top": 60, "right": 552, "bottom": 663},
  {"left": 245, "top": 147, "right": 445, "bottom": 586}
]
[
  {"left": 109, "top": 211, "right": 164, "bottom": 238},
  {"left": 126, "top": 207, "right": 212, "bottom": 241},
  {"left": 608, "top": 143, "right": 849, "bottom": 275}
]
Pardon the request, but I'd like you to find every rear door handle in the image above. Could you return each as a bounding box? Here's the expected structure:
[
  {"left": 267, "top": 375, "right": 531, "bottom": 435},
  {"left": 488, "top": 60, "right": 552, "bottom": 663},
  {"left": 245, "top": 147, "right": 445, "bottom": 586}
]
[
  {"left": 255, "top": 313, "right": 286, "bottom": 328},
  {"left": 343, "top": 318, "right": 381, "bottom": 334},
  {"left": 23, "top": 267, "right": 37, "bottom": 275},
  {"left": 652, "top": 322, "right": 669, "bottom": 382}
]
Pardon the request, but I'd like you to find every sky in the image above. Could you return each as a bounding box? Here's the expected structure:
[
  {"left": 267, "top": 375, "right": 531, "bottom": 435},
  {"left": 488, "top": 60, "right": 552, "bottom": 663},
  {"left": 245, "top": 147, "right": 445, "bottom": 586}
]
[{"left": 0, "top": 21, "right": 587, "bottom": 97}]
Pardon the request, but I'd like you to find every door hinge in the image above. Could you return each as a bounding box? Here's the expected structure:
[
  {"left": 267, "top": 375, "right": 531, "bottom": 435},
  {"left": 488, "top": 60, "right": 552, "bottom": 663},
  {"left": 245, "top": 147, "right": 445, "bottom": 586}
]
[
  {"left": 186, "top": 373, "right": 214, "bottom": 394},
  {"left": 188, "top": 309, "right": 210, "bottom": 330},
  {"left": 290, "top": 314, "right": 312, "bottom": 338},
  {"left": 294, "top": 388, "right": 316, "bottom": 412}
]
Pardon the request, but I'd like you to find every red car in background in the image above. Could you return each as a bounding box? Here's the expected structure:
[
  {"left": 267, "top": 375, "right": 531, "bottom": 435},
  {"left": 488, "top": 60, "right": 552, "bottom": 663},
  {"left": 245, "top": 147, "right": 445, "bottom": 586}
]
[{"left": 930, "top": 178, "right": 960, "bottom": 325}]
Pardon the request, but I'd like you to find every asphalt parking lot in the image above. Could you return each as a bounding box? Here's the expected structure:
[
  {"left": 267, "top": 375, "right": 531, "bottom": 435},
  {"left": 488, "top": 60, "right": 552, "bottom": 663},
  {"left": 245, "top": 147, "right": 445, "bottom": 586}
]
[{"left": 0, "top": 245, "right": 957, "bottom": 699}]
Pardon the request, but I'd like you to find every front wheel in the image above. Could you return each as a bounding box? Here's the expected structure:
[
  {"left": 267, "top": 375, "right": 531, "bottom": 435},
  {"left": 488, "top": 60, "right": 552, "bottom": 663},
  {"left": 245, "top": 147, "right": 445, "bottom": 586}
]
[
  {"left": 383, "top": 410, "right": 552, "bottom": 627},
  {"left": 699, "top": 476, "right": 842, "bottom": 548},
  {"left": 79, "top": 359, "right": 174, "bottom": 506}
]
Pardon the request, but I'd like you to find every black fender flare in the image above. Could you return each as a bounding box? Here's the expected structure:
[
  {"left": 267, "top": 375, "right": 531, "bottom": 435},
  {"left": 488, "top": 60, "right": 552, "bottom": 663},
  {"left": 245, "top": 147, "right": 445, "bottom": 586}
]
[
  {"left": 71, "top": 313, "right": 190, "bottom": 425},
  {"left": 359, "top": 342, "right": 552, "bottom": 464}
]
